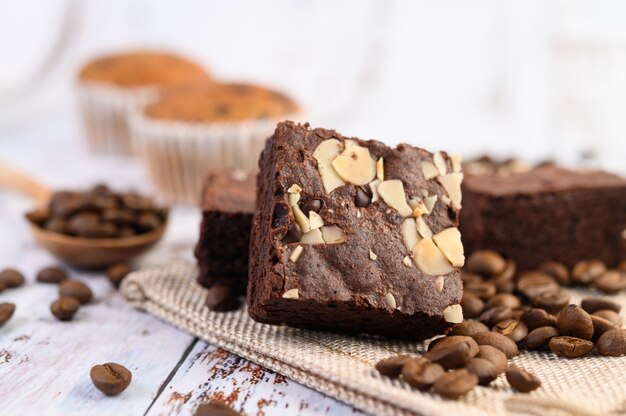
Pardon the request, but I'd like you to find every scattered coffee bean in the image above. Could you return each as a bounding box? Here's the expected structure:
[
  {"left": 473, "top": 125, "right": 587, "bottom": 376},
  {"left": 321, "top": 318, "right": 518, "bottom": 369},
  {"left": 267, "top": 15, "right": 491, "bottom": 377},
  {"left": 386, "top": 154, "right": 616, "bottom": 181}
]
[
  {"left": 461, "top": 293, "right": 484, "bottom": 319},
  {"left": 596, "top": 328, "right": 626, "bottom": 357},
  {"left": 0, "top": 302, "right": 16, "bottom": 326},
  {"left": 465, "top": 281, "right": 497, "bottom": 301},
  {"left": 0, "top": 268, "right": 25, "bottom": 288},
  {"left": 486, "top": 294, "right": 521, "bottom": 310},
  {"left": 549, "top": 336, "right": 593, "bottom": 358},
  {"left": 581, "top": 297, "right": 621, "bottom": 314},
  {"left": 478, "top": 306, "right": 513, "bottom": 326},
  {"left": 195, "top": 401, "right": 242, "bottom": 416},
  {"left": 593, "top": 271, "right": 626, "bottom": 294},
  {"left": 433, "top": 368, "right": 478, "bottom": 399},
  {"left": 524, "top": 326, "right": 559, "bottom": 349},
  {"left": 592, "top": 309, "right": 622, "bottom": 327},
  {"left": 449, "top": 320, "right": 489, "bottom": 337},
  {"left": 489, "top": 275, "right": 515, "bottom": 294},
  {"left": 472, "top": 331, "right": 519, "bottom": 359},
  {"left": 571, "top": 260, "right": 606, "bottom": 285},
  {"left": 37, "top": 266, "right": 67, "bottom": 284},
  {"left": 539, "top": 261, "right": 570, "bottom": 285},
  {"left": 428, "top": 335, "right": 479, "bottom": 356},
  {"left": 375, "top": 355, "right": 411, "bottom": 378},
  {"left": 401, "top": 357, "right": 444, "bottom": 390},
  {"left": 466, "top": 250, "right": 506, "bottom": 276},
  {"left": 521, "top": 308, "right": 557, "bottom": 330},
  {"left": 205, "top": 285, "right": 240, "bottom": 312},
  {"left": 493, "top": 260, "right": 516, "bottom": 281},
  {"left": 424, "top": 342, "right": 475, "bottom": 370},
  {"left": 461, "top": 271, "right": 483, "bottom": 285},
  {"left": 90, "top": 362, "right": 132, "bottom": 395},
  {"left": 492, "top": 319, "right": 528, "bottom": 343},
  {"left": 465, "top": 358, "right": 499, "bottom": 386},
  {"left": 50, "top": 297, "right": 80, "bottom": 321},
  {"left": 474, "top": 345, "right": 508, "bottom": 374},
  {"left": 557, "top": 305, "right": 593, "bottom": 340},
  {"left": 136, "top": 212, "right": 161, "bottom": 232},
  {"left": 529, "top": 289, "right": 570, "bottom": 314},
  {"left": 107, "top": 263, "right": 131, "bottom": 288},
  {"left": 45, "top": 217, "right": 68, "bottom": 233},
  {"left": 591, "top": 315, "right": 616, "bottom": 341},
  {"left": 516, "top": 272, "right": 559, "bottom": 299},
  {"left": 58, "top": 280, "right": 93, "bottom": 304},
  {"left": 505, "top": 365, "right": 541, "bottom": 393},
  {"left": 510, "top": 308, "right": 528, "bottom": 321},
  {"left": 102, "top": 209, "right": 135, "bottom": 226}
]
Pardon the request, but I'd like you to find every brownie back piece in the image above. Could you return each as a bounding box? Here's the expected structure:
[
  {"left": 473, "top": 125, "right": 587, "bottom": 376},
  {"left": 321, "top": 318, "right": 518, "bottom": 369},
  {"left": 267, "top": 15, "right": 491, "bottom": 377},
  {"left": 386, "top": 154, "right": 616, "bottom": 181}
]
[
  {"left": 195, "top": 171, "right": 255, "bottom": 294},
  {"left": 248, "top": 121, "right": 465, "bottom": 340},
  {"left": 461, "top": 166, "right": 626, "bottom": 270}
]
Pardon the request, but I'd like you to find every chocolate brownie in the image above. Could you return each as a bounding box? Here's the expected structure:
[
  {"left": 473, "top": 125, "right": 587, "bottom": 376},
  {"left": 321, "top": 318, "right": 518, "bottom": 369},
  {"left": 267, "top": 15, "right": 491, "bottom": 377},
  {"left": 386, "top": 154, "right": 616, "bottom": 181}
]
[
  {"left": 195, "top": 172, "right": 255, "bottom": 294},
  {"left": 460, "top": 165, "right": 626, "bottom": 270},
  {"left": 247, "top": 121, "right": 465, "bottom": 340}
]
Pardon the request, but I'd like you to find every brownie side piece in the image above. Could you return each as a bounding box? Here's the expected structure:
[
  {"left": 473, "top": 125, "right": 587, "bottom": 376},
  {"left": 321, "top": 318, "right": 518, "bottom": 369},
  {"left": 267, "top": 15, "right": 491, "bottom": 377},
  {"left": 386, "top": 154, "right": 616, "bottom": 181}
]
[
  {"left": 247, "top": 121, "right": 465, "bottom": 340},
  {"left": 460, "top": 166, "right": 626, "bottom": 270},
  {"left": 195, "top": 171, "right": 255, "bottom": 294}
]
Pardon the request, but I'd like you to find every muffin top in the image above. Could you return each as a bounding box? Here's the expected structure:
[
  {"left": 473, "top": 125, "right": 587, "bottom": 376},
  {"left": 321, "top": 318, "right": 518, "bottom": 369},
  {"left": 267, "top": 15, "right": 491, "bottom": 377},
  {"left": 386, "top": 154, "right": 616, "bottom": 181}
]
[
  {"left": 142, "top": 83, "right": 299, "bottom": 123},
  {"left": 78, "top": 51, "right": 212, "bottom": 87}
]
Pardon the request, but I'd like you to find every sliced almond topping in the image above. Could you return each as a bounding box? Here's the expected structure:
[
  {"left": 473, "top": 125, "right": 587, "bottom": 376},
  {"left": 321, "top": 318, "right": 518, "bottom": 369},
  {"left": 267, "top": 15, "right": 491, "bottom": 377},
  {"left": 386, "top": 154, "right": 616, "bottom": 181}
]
[
  {"left": 289, "top": 245, "right": 304, "bottom": 262},
  {"left": 412, "top": 238, "right": 454, "bottom": 276},
  {"left": 402, "top": 256, "right": 413, "bottom": 267},
  {"left": 385, "top": 293, "right": 397, "bottom": 309},
  {"left": 433, "top": 152, "right": 447, "bottom": 176},
  {"left": 376, "top": 158, "right": 384, "bottom": 181},
  {"left": 313, "top": 139, "right": 346, "bottom": 193},
  {"left": 451, "top": 154, "right": 462, "bottom": 173},
  {"left": 416, "top": 216, "right": 433, "bottom": 239},
  {"left": 356, "top": 210, "right": 362, "bottom": 219},
  {"left": 421, "top": 161, "right": 439, "bottom": 180},
  {"left": 331, "top": 140, "right": 376, "bottom": 185},
  {"left": 292, "top": 203, "right": 310, "bottom": 233},
  {"left": 440, "top": 195, "right": 451, "bottom": 206},
  {"left": 282, "top": 288, "right": 299, "bottom": 299},
  {"left": 412, "top": 206, "right": 425, "bottom": 217},
  {"left": 369, "top": 249, "right": 378, "bottom": 261},
  {"left": 300, "top": 228, "right": 325, "bottom": 244},
  {"left": 437, "top": 173, "right": 463, "bottom": 210},
  {"left": 320, "top": 225, "right": 346, "bottom": 244},
  {"left": 369, "top": 179, "right": 381, "bottom": 202},
  {"left": 288, "top": 184, "right": 302, "bottom": 194},
  {"left": 435, "top": 276, "right": 445, "bottom": 292},
  {"left": 401, "top": 218, "right": 421, "bottom": 252},
  {"left": 443, "top": 304, "right": 463, "bottom": 323},
  {"left": 433, "top": 227, "right": 465, "bottom": 268},
  {"left": 420, "top": 189, "right": 429, "bottom": 198},
  {"left": 308, "top": 211, "right": 324, "bottom": 230},
  {"left": 377, "top": 180, "right": 412, "bottom": 217},
  {"left": 424, "top": 195, "right": 438, "bottom": 213},
  {"left": 288, "top": 192, "right": 301, "bottom": 206}
]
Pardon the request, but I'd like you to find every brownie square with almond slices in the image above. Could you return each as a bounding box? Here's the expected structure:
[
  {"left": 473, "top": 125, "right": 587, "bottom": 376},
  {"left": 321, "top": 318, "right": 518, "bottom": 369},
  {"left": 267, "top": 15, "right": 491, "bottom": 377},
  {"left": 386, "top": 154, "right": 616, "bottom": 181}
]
[{"left": 247, "top": 121, "right": 465, "bottom": 340}]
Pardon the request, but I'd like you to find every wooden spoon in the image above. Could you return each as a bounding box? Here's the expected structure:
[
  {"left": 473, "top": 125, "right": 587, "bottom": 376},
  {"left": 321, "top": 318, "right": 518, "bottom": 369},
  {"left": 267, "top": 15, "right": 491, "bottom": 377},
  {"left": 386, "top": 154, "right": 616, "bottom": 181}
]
[{"left": 0, "top": 163, "right": 168, "bottom": 269}]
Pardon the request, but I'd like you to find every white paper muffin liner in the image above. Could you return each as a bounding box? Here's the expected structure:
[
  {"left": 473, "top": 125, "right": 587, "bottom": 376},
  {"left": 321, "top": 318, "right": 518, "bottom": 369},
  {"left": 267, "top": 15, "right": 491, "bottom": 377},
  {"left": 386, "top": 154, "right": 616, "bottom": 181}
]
[
  {"left": 130, "top": 112, "right": 301, "bottom": 204},
  {"left": 77, "top": 83, "right": 161, "bottom": 155}
]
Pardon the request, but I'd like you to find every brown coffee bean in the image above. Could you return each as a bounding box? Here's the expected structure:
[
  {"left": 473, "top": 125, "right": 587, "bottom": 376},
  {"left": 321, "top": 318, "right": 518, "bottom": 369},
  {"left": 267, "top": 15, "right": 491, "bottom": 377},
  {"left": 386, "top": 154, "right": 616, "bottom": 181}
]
[
  {"left": 465, "top": 358, "right": 498, "bottom": 386},
  {"left": 510, "top": 307, "right": 528, "bottom": 321},
  {"left": 107, "top": 263, "right": 131, "bottom": 288},
  {"left": 549, "top": 336, "right": 593, "bottom": 358},
  {"left": 591, "top": 315, "right": 616, "bottom": 341},
  {"left": 581, "top": 297, "right": 621, "bottom": 314},
  {"left": 592, "top": 309, "right": 622, "bottom": 327},
  {"left": 539, "top": 261, "right": 570, "bottom": 285},
  {"left": 25, "top": 209, "right": 49, "bottom": 225},
  {"left": 466, "top": 250, "right": 506, "bottom": 276},
  {"left": 195, "top": 402, "right": 242, "bottom": 416},
  {"left": 472, "top": 331, "right": 519, "bottom": 358},
  {"left": 461, "top": 293, "right": 484, "bottom": 319},
  {"left": 205, "top": 285, "right": 240, "bottom": 312},
  {"left": 50, "top": 297, "right": 80, "bottom": 321},
  {"left": 136, "top": 212, "right": 162, "bottom": 232},
  {"left": 461, "top": 271, "right": 483, "bottom": 285},
  {"left": 489, "top": 275, "right": 515, "bottom": 294},
  {"left": 428, "top": 335, "right": 479, "bottom": 356},
  {"left": 486, "top": 294, "right": 521, "bottom": 310},
  {"left": 375, "top": 355, "right": 412, "bottom": 378},
  {"left": 37, "top": 266, "right": 68, "bottom": 284},
  {"left": 593, "top": 271, "right": 626, "bottom": 294},
  {"left": 557, "top": 305, "right": 593, "bottom": 340},
  {"left": 596, "top": 328, "right": 626, "bottom": 357},
  {"left": 572, "top": 260, "right": 606, "bottom": 285},
  {"left": 521, "top": 308, "right": 557, "bottom": 330},
  {"left": 449, "top": 320, "right": 489, "bottom": 337},
  {"left": 401, "top": 357, "right": 444, "bottom": 390},
  {"left": 300, "top": 199, "right": 322, "bottom": 214},
  {"left": 102, "top": 209, "right": 135, "bottom": 226},
  {"left": 0, "top": 268, "right": 25, "bottom": 288},
  {"left": 493, "top": 260, "right": 516, "bottom": 281},
  {"left": 516, "top": 272, "right": 559, "bottom": 298},
  {"left": 58, "top": 280, "right": 93, "bottom": 304},
  {"left": 90, "top": 363, "right": 132, "bottom": 395},
  {"left": 81, "top": 222, "right": 118, "bottom": 238},
  {"left": 354, "top": 186, "right": 372, "bottom": 208},
  {"left": 478, "top": 307, "right": 513, "bottom": 326},
  {"left": 492, "top": 319, "right": 528, "bottom": 343},
  {"left": 529, "top": 289, "right": 570, "bottom": 314},
  {"left": 524, "top": 326, "right": 559, "bottom": 349},
  {"left": 505, "top": 365, "right": 541, "bottom": 393},
  {"left": 45, "top": 217, "right": 68, "bottom": 234},
  {"left": 0, "top": 302, "right": 16, "bottom": 326},
  {"left": 433, "top": 369, "right": 478, "bottom": 399},
  {"left": 474, "top": 345, "right": 507, "bottom": 374},
  {"left": 619, "top": 260, "right": 626, "bottom": 272},
  {"left": 465, "top": 281, "right": 497, "bottom": 301},
  {"left": 68, "top": 212, "right": 100, "bottom": 235},
  {"left": 424, "top": 342, "right": 475, "bottom": 370}
]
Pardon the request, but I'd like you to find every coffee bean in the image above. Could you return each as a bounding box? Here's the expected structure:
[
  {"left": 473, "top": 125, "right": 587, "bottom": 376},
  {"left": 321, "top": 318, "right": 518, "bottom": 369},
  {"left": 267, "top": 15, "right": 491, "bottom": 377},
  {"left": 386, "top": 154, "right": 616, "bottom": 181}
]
[
  {"left": 581, "top": 297, "right": 621, "bottom": 314},
  {"left": 493, "top": 260, "right": 516, "bottom": 281},
  {"left": 50, "top": 297, "right": 80, "bottom": 321},
  {"left": 466, "top": 251, "right": 506, "bottom": 276},
  {"left": 478, "top": 307, "right": 513, "bottom": 326},
  {"left": 465, "top": 281, "right": 497, "bottom": 301},
  {"left": 282, "top": 223, "right": 303, "bottom": 244},
  {"left": 486, "top": 294, "right": 521, "bottom": 310},
  {"left": 591, "top": 315, "right": 616, "bottom": 341},
  {"left": 549, "top": 336, "right": 593, "bottom": 358},
  {"left": 37, "top": 267, "right": 68, "bottom": 284},
  {"left": 424, "top": 342, "right": 475, "bottom": 370},
  {"left": 474, "top": 345, "right": 508, "bottom": 374},
  {"left": 521, "top": 308, "right": 557, "bottom": 330},
  {"left": 492, "top": 319, "right": 528, "bottom": 343},
  {"left": 433, "top": 369, "right": 478, "bottom": 399},
  {"left": 516, "top": 272, "right": 559, "bottom": 299},
  {"left": 524, "top": 326, "right": 559, "bottom": 349},
  {"left": 136, "top": 212, "right": 162, "bottom": 232},
  {"left": 489, "top": 275, "right": 515, "bottom": 294},
  {"left": 593, "top": 270, "right": 626, "bottom": 294},
  {"left": 592, "top": 309, "right": 622, "bottom": 327},
  {"left": 557, "top": 305, "right": 593, "bottom": 340},
  {"left": 596, "top": 328, "right": 626, "bottom": 357},
  {"left": 461, "top": 271, "right": 483, "bottom": 285},
  {"left": 449, "top": 320, "right": 489, "bottom": 337},
  {"left": 572, "top": 260, "right": 606, "bottom": 285},
  {"left": 205, "top": 285, "right": 240, "bottom": 312},
  {"left": 465, "top": 358, "right": 499, "bottom": 385},
  {"left": 619, "top": 260, "right": 626, "bottom": 272},
  {"left": 45, "top": 217, "right": 68, "bottom": 234},
  {"left": 0, "top": 268, "right": 25, "bottom": 288},
  {"left": 68, "top": 212, "right": 100, "bottom": 235},
  {"left": 58, "top": 280, "right": 93, "bottom": 304},
  {"left": 510, "top": 307, "right": 528, "bottom": 321},
  {"left": 50, "top": 191, "right": 82, "bottom": 218},
  {"left": 401, "top": 357, "right": 445, "bottom": 390},
  {"left": 0, "top": 302, "right": 16, "bottom": 326},
  {"left": 529, "top": 289, "right": 569, "bottom": 314},
  {"left": 505, "top": 365, "right": 541, "bottom": 393},
  {"left": 102, "top": 209, "right": 135, "bottom": 226},
  {"left": 90, "top": 362, "right": 132, "bottom": 395},
  {"left": 107, "top": 263, "right": 131, "bottom": 288},
  {"left": 195, "top": 402, "right": 242, "bottom": 416},
  {"left": 300, "top": 199, "right": 323, "bottom": 214},
  {"left": 539, "top": 261, "right": 570, "bottom": 285},
  {"left": 428, "top": 335, "right": 479, "bottom": 356},
  {"left": 461, "top": 293, "right": 484, "bottom": 319},
  {"left": 375, "top": 355, "right": 412, "bottom": 378},
  {"left": 25, "top": 209, "right": 49, "bottom": 225},
  {"left": 472, "top": 331, "right": 519, "bottom": 358},
  {"left": 118, "top": 227, "right": 136, "bottom": 237}
]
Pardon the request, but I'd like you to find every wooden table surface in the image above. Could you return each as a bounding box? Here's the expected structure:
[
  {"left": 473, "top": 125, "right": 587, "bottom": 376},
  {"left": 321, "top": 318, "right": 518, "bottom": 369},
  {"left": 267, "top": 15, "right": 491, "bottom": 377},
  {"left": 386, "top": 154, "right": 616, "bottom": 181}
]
[{"left": 0, "top": 114, "right": 364, "bottom": 416}]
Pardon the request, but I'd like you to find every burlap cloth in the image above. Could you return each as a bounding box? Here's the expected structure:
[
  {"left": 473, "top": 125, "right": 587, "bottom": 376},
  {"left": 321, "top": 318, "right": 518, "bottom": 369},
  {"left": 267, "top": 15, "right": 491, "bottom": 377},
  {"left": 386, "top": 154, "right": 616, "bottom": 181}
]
[{"left": 120, "top": 260, "right": 626, "bottom": 416}]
